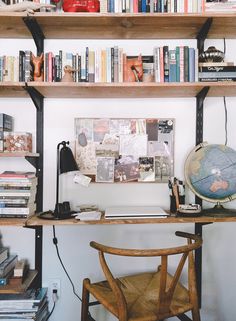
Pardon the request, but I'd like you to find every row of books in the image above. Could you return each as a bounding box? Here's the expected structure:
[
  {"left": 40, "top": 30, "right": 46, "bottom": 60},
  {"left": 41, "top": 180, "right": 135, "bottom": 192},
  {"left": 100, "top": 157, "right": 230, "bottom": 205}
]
[
  {"left": 0, "top": 171, "right": 37, "bottom": 218},
  {"left": 1, "top": 46, "right": 198, "bottom": 83},
  {"left": 100, "top": 0, "right": 204, "bottom": 13},
  {"left": 205, "top": 0, "right": 236, "bottom": 12}
]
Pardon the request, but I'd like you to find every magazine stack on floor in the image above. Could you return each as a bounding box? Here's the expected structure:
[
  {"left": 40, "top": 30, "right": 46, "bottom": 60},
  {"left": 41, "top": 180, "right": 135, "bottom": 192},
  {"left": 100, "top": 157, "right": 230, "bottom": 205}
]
[
  {"left": 0, "top": 171, "right": 37, "bottom": 218},
  {"left": 0, "top": 288, "right": 49, "bottom": 321}
]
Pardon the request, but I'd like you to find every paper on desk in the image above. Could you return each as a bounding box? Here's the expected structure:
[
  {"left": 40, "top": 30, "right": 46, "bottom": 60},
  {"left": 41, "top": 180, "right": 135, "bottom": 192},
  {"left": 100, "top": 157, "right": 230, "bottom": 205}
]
[{"left": 75, "top": 211, "right": 101, "bottom": 221}]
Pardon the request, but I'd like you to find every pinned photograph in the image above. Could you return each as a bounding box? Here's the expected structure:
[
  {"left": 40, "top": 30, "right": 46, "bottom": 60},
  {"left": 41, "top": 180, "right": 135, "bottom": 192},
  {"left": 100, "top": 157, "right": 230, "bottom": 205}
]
[
  {"left": 114, "top": 156, "right": 140, "bottom": 182},
  {"left": 93, "top": 119, "right": 110, "bottom": 142},
  {"left": 75, "top": 118, "right": 93, "bottom": 141},
  {"left": 138, "top": 156, "right": 155, "bottom": 182},
  {"left": 95, "top": 144, "right": 119, "bottom": 158},
  {"left": 96, "top": 157, "right": 115, "bottom": 183},
  {"left": 75, "top": 141, "right": 97, "bottom": 175},
  {"left": 155, "top": 156, "right": 173, "bottom": 182},
  {"left": 119, "top": 134, "right": 147, "bottom": 157}
]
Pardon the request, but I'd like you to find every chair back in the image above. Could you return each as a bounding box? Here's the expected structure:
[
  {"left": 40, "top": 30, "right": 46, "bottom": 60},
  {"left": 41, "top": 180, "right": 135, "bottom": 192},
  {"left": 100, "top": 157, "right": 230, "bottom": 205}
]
[{"left": 90, "top": 231, "right": 202, "bottom": 320}]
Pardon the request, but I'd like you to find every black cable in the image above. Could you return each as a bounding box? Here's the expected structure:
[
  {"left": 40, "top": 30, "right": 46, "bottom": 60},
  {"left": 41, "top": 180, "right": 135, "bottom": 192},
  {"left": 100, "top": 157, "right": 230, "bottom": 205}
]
[
  {"left": 45, "top": 301, "right": 56, "bottom": 321},
  {"left": 223, "top": 37, "right": 226, "bottom": 55},
  {"left": 52, "top": 225, "right": 82, "bottom": 302},
  {"left": 223, "top": 96, "right": 228, "bottom": 146}
]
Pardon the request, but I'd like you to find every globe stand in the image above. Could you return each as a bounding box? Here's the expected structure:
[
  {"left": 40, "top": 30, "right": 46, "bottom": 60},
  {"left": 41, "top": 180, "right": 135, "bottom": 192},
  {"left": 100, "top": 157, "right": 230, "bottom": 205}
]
[{"left": 202, "top": 203, "right": 236, "bottom": 217}]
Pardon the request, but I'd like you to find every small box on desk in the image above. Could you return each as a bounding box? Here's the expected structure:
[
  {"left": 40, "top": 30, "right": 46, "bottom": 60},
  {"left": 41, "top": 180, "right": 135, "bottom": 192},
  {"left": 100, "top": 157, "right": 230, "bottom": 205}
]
[
  {"left": 4, "top": 132, "right": 32, "bottom": 153},
  {"left": 0, "top": 113, "right": 13, "bottom": 131}
]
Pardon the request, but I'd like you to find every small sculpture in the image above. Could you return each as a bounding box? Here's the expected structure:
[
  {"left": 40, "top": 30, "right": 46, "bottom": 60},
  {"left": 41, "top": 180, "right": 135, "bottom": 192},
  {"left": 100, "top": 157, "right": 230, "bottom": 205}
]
[
  {"left": 51, "top": 0, "right": 100, "bottom": 13},
  {"left": 199, "top": 46, "right": 225, "bottom": 63},
  {"left": 61, "top": 65, "right": 75, "bottom": 82},
  {"left": 32, "top": 53, "right": 44, "bottom": 82},
  {"left": 0, "top": 0, "right": 55, "bottom": 13}
]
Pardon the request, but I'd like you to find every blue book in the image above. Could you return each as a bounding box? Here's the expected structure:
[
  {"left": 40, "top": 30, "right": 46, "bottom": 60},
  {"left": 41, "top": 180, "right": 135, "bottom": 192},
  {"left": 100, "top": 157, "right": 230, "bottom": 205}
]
[
  {"left": 142, "top": 0, "right": 146, "bottom": 12},
  {"left": 169, "top": 49, "right": 177, "bottom": 82},
  {"left": 188, "top": 48, "right": 195, "bottom": 83},
  {"left": 176, "top": 46, "right": 180, "bottom": 82}
]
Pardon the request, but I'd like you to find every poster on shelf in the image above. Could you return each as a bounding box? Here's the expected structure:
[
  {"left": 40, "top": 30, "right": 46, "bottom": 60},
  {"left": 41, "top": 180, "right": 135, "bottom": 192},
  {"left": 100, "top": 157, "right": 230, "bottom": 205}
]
[{"left": 74, "top": 117, "right": 174, "bottom": 183}]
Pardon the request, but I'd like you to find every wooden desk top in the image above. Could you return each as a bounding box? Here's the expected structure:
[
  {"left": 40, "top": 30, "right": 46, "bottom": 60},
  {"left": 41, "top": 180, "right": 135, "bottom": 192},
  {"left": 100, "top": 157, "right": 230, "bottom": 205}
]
[{"left": 25, "top": 214, "right": 236, "bottom": 226}]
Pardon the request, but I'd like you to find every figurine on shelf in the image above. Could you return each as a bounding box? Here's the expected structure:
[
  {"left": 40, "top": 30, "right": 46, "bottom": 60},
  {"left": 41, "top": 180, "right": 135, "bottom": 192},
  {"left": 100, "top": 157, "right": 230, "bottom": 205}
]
[
  {"left": 0, "top": 0, "right": 55, "bottom": 13},
  {"left": 51, "top": 0, "right": 100, "bottom": 12},
  {"left": 61, "top": 65, "right": 75, "bottom": 82},
  {"left": 32, "top": 53, "right": 44, "bottom": 82}
]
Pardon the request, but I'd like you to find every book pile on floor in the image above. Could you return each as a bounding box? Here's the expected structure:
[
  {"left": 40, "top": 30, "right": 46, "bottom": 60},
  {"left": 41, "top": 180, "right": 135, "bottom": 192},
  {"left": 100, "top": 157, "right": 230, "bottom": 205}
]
[
  {"left": 198, "top": 62, "right": 236, "bottom": 82},
  {"left": 0, "top": 171, "right": 37, "bottom": 218},
  {"left": 0, "top": 288, "right": 49, "bottom": 321}
]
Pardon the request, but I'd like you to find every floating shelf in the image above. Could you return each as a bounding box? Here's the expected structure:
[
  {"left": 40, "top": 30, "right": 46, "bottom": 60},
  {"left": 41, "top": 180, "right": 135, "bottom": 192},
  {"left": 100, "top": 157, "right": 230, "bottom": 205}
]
[
  {"left": 0, "top": 152, "right": 39, "bottom": 157},
  {"left": 0, "top": 13, "right": 236, "bottom": 39},
  {"left": 1, "top": 82, "right": 236, "bottom": 98}
]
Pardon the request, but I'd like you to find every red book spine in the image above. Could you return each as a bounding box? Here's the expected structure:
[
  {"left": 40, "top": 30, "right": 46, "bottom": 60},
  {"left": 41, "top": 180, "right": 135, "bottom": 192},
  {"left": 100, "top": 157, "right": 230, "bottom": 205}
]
[
  {"left": 159, "top": 47, "right": 164, "bottom": 83},
  {"left": 133, "top": 0, "right": 138, "bottom": 12}
]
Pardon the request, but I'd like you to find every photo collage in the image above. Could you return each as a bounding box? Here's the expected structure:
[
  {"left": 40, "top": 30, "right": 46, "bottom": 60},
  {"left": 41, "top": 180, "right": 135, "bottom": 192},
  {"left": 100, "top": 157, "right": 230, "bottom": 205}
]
[{"left": 75, "top": 118, "right": 174, "bottom": 183}]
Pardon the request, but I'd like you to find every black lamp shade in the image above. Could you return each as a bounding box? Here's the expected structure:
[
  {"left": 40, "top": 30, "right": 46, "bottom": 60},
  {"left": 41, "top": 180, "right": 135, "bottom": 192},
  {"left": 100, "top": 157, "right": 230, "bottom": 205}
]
[{"left": 60, "top": 145, "right": 78, "bottom": 174}]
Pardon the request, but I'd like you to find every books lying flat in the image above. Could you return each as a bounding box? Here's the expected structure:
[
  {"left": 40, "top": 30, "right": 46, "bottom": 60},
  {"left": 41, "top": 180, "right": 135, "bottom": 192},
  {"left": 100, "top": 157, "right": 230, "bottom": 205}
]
[
  {"left": 105, "top": 206, "right": 169, "bottom": 219},
  {"left": 0, "top": 255, "right": 17, "bottom": 278}
]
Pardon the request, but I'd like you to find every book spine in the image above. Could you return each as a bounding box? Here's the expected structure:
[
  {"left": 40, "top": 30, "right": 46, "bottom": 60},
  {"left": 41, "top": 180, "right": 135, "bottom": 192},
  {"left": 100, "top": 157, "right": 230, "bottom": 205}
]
[
  {"left": 184, "top": 46, "right": 189, "bottom": 82},
  {"left": 175, "top": 46, "right": 180, "bottom": 82},
  {"left": 88, "top": 50, "right": 95, "bottom": 83},
  {"left": 114, "top": 46, "right": 119, "bottom": 83},
  {"left": 188, "top": 47, "right": 195, "bottom": 83},
  {"left": 169, "top": 49, "right": 177, "bottom": 82},
  {"left": 163, "top": 45, "right": 169, "bottom": 82},
  {"left": 133, "top": 0, "right": 138, "bottom": 12},
  {"left": 142, "top": 0, "right": 146, "bottom": 12},
  {"left": 111, "top": 47, "right": 115, "bottom": 82},
  {"left": 159, "top": 46, "right": 164, "bottom": 82},
  {"left": 199, "top": 71, "right": 236, "bottom": 78}
]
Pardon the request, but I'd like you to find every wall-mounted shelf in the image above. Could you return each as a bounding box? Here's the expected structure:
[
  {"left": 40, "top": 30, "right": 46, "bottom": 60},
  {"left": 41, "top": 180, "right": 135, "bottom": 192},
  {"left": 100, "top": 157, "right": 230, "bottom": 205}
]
[
  {"left": 0, "top": 152, "right": 39, "bottom": 157},
  {"left": 0, "top": 13, "right": 236, "bottom": 39},
  {"left": 0, "top": 82, "right": 236, "bottom": 98}
]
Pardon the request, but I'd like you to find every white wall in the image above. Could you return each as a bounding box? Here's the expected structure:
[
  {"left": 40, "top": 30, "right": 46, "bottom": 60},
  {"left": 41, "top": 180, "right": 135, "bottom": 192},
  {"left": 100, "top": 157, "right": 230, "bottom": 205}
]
[{"left": 0, "top": 37, "right": 236, "bottom": 321}]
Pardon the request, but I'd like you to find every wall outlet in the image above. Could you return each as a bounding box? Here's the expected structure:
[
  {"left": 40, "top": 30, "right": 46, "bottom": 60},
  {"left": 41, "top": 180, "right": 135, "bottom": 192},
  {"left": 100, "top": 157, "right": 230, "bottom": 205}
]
[{"left": 49, "top": 278, "right": 61, "bottom": 300}]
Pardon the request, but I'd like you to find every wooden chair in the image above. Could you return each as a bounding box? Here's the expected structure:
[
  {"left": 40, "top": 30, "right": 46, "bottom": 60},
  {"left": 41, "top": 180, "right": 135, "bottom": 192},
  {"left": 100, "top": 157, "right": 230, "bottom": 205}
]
[{"left": 81, "top": 231, "right": 202, "bottom": 321}]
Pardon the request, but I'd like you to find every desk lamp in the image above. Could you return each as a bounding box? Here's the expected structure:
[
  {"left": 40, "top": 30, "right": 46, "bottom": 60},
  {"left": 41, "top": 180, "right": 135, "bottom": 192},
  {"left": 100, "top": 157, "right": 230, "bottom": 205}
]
[{"left": 39, "top": 141, "right": 78, "bottom": 220}]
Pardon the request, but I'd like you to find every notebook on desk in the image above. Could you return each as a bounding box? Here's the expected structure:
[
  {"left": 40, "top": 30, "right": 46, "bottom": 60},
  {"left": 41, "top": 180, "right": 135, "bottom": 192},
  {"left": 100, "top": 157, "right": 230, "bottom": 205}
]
[{"left": 104, "top": 206, "right": 169, "bottom": 219}]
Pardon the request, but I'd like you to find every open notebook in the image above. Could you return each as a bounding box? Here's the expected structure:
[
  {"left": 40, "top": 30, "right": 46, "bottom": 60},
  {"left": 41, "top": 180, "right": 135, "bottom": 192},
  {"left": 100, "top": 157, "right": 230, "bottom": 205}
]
[{"left": 105, "top": 206, "right": 169, "bottom": 219}]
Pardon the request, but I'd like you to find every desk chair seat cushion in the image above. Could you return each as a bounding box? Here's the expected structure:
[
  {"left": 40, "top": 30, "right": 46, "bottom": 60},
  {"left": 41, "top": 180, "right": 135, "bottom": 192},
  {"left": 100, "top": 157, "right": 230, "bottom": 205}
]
[{"left": 86, "top": 270, "right": 192, "bottom": 321}]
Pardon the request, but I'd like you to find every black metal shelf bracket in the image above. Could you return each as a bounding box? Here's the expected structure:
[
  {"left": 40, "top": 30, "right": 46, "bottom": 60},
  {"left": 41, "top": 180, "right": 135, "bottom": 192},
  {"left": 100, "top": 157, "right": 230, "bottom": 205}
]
[
  {"left": 25, "top": 225, "right": 43, "bottom": 288},
  {"left": 196, "top": 86, "right": 210, "bottom": 146},
  {"left": 196, "top": 18, "right": 213, "bottom": 55},
  {"left": 22, "top": 16, "right": 45, "bottom": 55},
  {"left": 25, "top": 156, "right": 38, "bottom": 169}
]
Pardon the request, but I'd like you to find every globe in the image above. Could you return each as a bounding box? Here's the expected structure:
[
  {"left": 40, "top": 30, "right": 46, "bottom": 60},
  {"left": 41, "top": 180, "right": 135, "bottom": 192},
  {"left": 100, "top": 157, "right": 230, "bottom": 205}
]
[{"left": 184, "top": 143, "right": 236, "bottom": 215}]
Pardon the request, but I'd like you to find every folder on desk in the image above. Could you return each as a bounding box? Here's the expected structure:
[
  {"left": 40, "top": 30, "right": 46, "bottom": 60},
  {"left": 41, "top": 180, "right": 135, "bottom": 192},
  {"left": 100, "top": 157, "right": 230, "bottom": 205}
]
[{"left": 104, "top": 206, "right": 169, "bottom": 219}]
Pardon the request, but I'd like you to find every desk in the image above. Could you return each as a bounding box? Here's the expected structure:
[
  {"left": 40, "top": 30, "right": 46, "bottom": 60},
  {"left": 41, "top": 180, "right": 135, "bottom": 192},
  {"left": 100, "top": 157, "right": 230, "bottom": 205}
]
[{"left": 25, "top": 213, "right": 236, "bottom": 310}]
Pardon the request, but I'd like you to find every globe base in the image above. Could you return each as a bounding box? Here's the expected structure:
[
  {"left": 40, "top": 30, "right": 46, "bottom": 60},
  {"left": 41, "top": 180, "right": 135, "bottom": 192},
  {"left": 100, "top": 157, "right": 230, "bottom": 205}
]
[{"left": 202, "top": 203, "right": 236, "bottom": 217}]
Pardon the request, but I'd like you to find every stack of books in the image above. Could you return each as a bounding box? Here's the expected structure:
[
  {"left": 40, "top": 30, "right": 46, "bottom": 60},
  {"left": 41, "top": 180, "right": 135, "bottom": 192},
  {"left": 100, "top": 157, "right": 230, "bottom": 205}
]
[
  {"left": 0, "top": 171, "right": 37, "bottom": 218},
  {"left": 0, "top": 247, "right": 18, "bottom": 286},
  {"left": 198, "top": 62, "right": 236, "bottom": 82},
  {"left": 204, "top": 0, "right": 236, "bottom": 12},
  {"left": 0, "top": 288, "right": 49, "bottom": 321}
]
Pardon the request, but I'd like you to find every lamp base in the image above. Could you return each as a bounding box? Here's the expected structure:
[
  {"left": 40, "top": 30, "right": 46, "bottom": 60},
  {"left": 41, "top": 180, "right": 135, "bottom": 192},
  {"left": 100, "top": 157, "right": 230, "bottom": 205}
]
[{"left": 38, "top": 210, "right": 76, "bottom": 220}]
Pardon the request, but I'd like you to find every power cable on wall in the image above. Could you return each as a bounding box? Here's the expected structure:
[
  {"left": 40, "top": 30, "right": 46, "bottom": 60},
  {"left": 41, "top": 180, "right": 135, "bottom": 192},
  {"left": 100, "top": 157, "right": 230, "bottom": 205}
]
[{"left": 223, "top": 96, "right": 228, "bottom": 146}]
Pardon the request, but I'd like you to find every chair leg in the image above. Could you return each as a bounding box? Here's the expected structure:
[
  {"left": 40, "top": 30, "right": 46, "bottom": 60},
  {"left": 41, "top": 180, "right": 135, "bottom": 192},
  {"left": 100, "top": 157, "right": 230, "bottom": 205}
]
[
  {"left": 81, "top": 278, "right": 91, "bottom": 321},
  {"left": 191, "top": 307, "right": 201, "bottom": 321}
]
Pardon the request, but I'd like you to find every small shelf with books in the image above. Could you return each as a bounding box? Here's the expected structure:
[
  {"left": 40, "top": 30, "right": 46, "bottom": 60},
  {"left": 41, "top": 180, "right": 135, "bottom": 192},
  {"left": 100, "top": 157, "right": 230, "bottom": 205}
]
[{"left": 0, "top": 270, "right": 38, "bottom": 294}]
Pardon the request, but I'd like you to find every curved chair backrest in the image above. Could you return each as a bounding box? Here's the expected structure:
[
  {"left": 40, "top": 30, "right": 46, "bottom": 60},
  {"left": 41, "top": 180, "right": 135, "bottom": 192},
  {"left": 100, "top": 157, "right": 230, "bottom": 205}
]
[{"left": 90, "top": 231, "right": 202, "bottom": 321}]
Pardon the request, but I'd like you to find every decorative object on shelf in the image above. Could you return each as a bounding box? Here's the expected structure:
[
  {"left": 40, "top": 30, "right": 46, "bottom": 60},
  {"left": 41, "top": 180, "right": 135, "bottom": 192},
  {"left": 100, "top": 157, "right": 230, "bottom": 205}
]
[
  {"left": 123, "top": 55, "right": 143, "bottom": 82},
  {"left": 32, "top": 54, "right": 44, "bottom": 82},
  {"left": 199, "top": 46, "right": 225, "bottom": 63},
  {"left": 185, "top": 142, "right": 236, "bottom": 216},
  {"left": 61, "top": 65, "right": 75, "bottom": 82},
  {"left": 39, "top": 141, "right": 78, "bottom": 220},
  {"left": 3, "top": 132, "right": 32, "bottom": 153},
  {"left": 51, "top": 0, "right": 99, "bottom": 12},
  {"left": 0, "top": 0, "right": 54, "bottom": 12}
]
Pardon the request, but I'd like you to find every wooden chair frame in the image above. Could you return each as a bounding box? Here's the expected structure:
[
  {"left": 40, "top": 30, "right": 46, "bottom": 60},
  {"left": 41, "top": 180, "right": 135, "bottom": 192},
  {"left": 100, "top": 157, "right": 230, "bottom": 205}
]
[{"left": 81, "top": 231, "right": 203, "bottom": 321}]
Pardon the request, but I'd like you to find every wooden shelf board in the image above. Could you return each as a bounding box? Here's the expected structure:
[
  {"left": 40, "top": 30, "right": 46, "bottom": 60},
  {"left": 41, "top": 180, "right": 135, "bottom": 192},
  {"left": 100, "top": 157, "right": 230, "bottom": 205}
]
[
  {"left": 31, "top": 82, "right": 236, "bottom": 98},
  {"left": 0, "top": 152, "right": 39, "bottom": 157},
  {"left": 0, "top": 270, "right": 37, "bottom": 294},
  {"left": 0, "top": 12, "right": 30, "bottom": 38},
  {"left": 34, "top": 13, "right": 236, "bottom": 39},
  {"left": 1, "top": 82, "right": 236, "bottom": 98},
  {"left": 0, "top": 13, "right": 236, "bottom": 39},
  {"left": 26, "top": 214, "right": 236, "bottom": 226},
  {"left": 0, "top": 83, "right": 28, "bottom": 98},
  {"left": 0, "top": 217, "right": 27, "bottom": 226}
]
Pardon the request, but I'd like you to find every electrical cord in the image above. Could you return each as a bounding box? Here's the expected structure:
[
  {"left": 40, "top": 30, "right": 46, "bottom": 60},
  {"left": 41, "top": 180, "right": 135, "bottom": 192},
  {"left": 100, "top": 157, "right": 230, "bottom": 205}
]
[
  {"left": 45, "top": 300, "right": 56, "bottom": 321},
  {"left": 52, "top": 225, "right": 82, "bottom": 302},
  {"left": 52, "top": 226, "right": 96, "bottom": 320},
  {"left": 223, "top": 37, "right": 226, "bottom": 55},
  {"left": 223, "top": 96, "right": 228, "bottom": 145}
]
